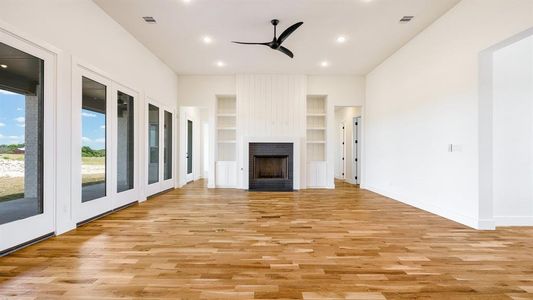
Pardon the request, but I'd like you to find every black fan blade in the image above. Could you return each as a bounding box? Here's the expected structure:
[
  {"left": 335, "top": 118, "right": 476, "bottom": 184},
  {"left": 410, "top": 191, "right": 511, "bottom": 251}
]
[
  {"left": 232, "top": 41, "right": 270, "bottom": 46},
  {"left": 277, "top": 22, "right": 303, "bottom": 45},
  {"left": 278, "top": 46, "right": 294, "bottom": 58}
]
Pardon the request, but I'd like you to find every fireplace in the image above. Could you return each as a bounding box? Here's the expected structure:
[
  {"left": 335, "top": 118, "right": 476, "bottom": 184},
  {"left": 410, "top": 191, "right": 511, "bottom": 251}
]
[
  {"left": 249, "top": 143, "right": 293, "bottom": 191},
  {"left": 253, "top": 156, "right": 288, "bottom": 179}
]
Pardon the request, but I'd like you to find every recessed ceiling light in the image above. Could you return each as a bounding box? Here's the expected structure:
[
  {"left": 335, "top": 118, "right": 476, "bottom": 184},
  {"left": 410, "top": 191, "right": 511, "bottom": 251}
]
[
  {"left": 320, "top": 61, "right": 330, "bottom": 67},
  {"left": 336, "top": 35, "right": 347, "bottom": 43},
  {"left": 216, "top": 61, "right": 226, "bottom": 67},
  {"left": 202, "top": 36, "right": 213, "bottom": 44},
  {"left": 182, "top": 0, "right": 192, "bottom": 3},
  {"left": 0, "top": 64, "right": 7, "bottom": 69}
]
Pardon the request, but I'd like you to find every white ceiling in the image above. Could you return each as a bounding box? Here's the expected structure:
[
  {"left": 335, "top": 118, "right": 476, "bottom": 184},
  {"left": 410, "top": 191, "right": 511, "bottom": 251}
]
[{"left": 94, "top": 0, "right": 460, "bottom": 75}]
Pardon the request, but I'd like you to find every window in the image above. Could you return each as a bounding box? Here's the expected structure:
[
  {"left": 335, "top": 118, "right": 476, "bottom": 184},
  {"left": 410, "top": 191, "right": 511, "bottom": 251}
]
[
  {"left": 81, "top": 77, "right": 106, "bottom": 202},
  {"left": 164, "top": 111, "right": 172, "bottom": 180},
  {"left": 0, "top": 42, "right": 44, "bottom": 225},
  {"left": 117, "top": 91, "right": 134, "bottom": 193},
  {"left": 148, "top": 104, "right": 159, "bottom": 184}
]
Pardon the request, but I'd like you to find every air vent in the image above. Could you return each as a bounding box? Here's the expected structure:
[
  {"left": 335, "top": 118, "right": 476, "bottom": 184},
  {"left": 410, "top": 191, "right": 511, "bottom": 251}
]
[
  {"left": 399, "top": 16, "right": 414, "bottom": 23},
  {"left": 142, "top": 16, "right": 157, "bottom": 24}
]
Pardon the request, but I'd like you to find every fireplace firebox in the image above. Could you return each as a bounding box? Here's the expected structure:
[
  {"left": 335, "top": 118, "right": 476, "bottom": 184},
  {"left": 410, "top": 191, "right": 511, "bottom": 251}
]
[{"left": 249, "top": 143, "right": 293, "bottom": 191}]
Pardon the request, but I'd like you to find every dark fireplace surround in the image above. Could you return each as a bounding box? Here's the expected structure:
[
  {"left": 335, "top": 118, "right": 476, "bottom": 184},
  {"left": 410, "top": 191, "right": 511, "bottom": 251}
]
[{"left": 249, "top": 143, "right": 294, "bottom": 191}]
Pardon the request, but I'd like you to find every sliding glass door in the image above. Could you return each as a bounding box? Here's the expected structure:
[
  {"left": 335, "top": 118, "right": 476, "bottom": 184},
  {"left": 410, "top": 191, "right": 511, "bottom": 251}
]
[
  {"left": 73, "top": 66, "right": 140, "bottom": 223},
  {"left": 114, "top": 86, "right": 138, "bottom": 207},
  {"left": 146, "top": 101, "right": 174, "bottom": 196},
  {"left": 74, "top": 70, "right": 112, "bottom": 222},
  {"left": 148, "top": 104, "right": 159, "bottom": 186},
  {"left": 0, "top": 33, "right": 55, "bottom": 253}
]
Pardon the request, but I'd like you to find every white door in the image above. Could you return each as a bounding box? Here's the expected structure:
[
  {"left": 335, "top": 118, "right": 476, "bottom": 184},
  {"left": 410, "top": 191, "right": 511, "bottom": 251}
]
[
  {"left": 146, "top": 101, "right": 175, "bottom": 196},
  {"left": 353, "top": 117, "right": 361, "bottom": 184},
  {"left": 114, "top": 84, "right": 140, "bottom": 208},
  {"left": 73, "top": 65, "right": 145, "bottom": 223},
  {"left": 161, "top": 108, "right": 175, "bottom": 190},
  {"left": 73, "top": 68, "right": 114, "bottom": 222},
  {"left": 0, "top": 32, "right": 56, "bottom": 252},
  {"left": 185, "top": 118, "right": 194, "bottom": 183}
]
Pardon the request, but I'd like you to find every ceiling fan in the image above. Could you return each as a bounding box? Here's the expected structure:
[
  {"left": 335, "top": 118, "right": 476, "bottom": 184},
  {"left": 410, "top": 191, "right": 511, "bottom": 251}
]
[{"left": 232, "top": 19, "right": 304, "bottom": 58}]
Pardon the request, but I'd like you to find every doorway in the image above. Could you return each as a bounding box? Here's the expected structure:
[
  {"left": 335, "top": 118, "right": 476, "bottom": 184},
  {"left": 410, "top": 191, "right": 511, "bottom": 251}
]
[
  {"left": 479, "top": 29, "right": 533, "bottom": 227},
  {"left": 180, "top": 107, "right": 210, "bottom": 187},
  {"left": 0, "top": 34, "right": 56, "bottom": 253},
  {"left": 334, "top": 106, "right": 362, "bottom": 185},
  {"left": 146, "top": 100, "right": 175, "bottom": 196},
  {"left": 186, "top": 119, "right": 193, "bottom": 183}
]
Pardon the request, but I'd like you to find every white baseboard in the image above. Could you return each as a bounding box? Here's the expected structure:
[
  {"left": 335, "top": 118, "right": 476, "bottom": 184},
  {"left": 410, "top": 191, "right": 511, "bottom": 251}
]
[
  {"left": 494, "top": 216, "right": 533, "bottom": 227},
  {"left": 55, "top": 222, "right": 76, "bottom": 235},
  {"left": 364, "top": 185, "right": 481, "bottom": 230},
  {"left": 477, "top": 218, "right": 496, "bottom": 230}
]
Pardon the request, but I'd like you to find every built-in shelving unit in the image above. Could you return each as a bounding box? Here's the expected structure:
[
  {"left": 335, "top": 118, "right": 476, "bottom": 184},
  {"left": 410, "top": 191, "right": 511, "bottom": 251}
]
[
  {"left": 306, "top": 96, "right": 327, "bottom": 188},
  {"left": 216, "top": 96, "right": 237, "bottom": 188}
]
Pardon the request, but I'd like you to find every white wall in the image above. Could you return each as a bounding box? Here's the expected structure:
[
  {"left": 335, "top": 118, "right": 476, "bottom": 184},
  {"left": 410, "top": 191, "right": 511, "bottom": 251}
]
[
  {"left": 334, "top": 107, "right": 361, "bottom": 183},
  {"left": 493, "top": 35, "right": 533, "bottom": 226},
  {"left": 0, "top": 0, "right": 178, "bottom": 234},
  {"left": 177, "top": 76, "right": 236, "bottom": 107},
  {"left": 364, "top": 0, "right": 533, "bottom": 229},
  {"left": 308, "top": 76, "right": 365, "bottom": 107}
]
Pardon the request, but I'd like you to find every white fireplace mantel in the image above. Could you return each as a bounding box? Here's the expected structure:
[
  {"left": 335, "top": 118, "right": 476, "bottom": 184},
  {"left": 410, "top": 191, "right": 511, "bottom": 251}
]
[{"left": 242, "top": 137, "right": 301, "bottom": 190}]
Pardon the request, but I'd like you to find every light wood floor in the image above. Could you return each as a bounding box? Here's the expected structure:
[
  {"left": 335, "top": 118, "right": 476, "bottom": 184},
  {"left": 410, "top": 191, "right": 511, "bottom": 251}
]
[{"left": 1, "top": 180, "right": 533, "bottom": 299}]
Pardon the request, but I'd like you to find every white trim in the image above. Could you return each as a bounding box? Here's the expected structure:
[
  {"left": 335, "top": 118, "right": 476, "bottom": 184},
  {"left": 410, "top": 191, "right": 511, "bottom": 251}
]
[
  {"left": 145, "top": 99, "right": 175, "bottom": 196},
  {"left": 0, "top": 25, "right": 58, "bottom": 251},
  {"left": 365, "top": 185, "right": 481, "bottom": 230},
  {"left": 161, "top": 108, "right": 176, "bottom": 190},
  {"left": 71, "top": 57, "right": 140, "bottom": 98},
  {"left": 478, "top": 27, "right": 533, "bottom": 227},
  {"left": 72, "top": 66, "right": 114, "bottom": 223},
  {"left": 145, "top": 100, "right": 160, "bottom": 196},
  {"left": 494, "top": 216, "right": 533, "bottom": 227},
  {"left": 185, "top": 115, "right": 194, "bottom": 183},
  {"left": 113, "top": 83, "right": 141, "bottom": 208}
]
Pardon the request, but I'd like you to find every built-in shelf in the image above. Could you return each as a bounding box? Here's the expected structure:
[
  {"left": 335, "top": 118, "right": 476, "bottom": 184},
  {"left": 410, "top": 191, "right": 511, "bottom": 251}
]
[
  {"left": 216, "top": 96, "right": 238, "bottom": 188},
  {"left": 306, "top": 96, "right": 327, "bottom": 188}
]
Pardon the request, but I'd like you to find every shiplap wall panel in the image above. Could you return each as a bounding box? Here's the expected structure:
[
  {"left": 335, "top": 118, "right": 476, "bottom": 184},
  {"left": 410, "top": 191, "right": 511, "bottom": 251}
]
[
  {"left": 236, "top": 75, "right": 307, "bottom": 188},
  {"left": 237, "top": 75, "right": 306, "bottom": 139}
]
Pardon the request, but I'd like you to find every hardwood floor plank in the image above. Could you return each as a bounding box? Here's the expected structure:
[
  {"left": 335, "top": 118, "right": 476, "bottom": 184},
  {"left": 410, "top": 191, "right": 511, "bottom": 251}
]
[{"left": 1, "top": 180, "right": 533, "bottom": 299}]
